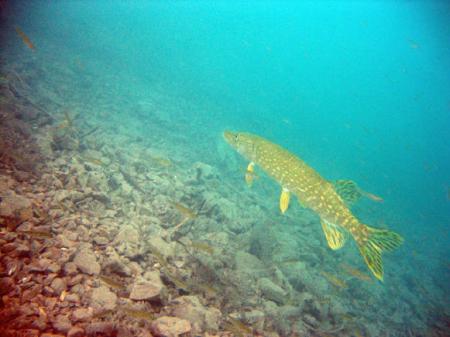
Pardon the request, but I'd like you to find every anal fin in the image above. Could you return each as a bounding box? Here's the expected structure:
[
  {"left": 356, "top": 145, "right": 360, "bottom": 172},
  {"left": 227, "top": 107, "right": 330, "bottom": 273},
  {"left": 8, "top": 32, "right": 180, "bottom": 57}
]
[{"left": 321, "top": 219, "right": 346, "bottom": 250}]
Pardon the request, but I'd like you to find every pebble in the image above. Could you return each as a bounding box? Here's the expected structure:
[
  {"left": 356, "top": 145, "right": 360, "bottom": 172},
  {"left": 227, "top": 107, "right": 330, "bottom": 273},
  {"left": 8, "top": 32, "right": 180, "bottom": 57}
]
[
  {"left": 65, "top": 293, "right": 80, "bottom": 303},
  {"left": 63, "top": 262, "right": 78, "bottom": 276},
  {"left": 50, "top": 277, "right": 66, "bottom": 295}
]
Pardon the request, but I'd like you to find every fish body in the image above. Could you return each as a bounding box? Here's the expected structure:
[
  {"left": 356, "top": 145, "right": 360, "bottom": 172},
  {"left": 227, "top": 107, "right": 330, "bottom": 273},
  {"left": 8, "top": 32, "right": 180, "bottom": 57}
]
[
  {"left": 223, "top": 131, "right": 403, "bottom": 281},
  {"left": 15, "top": 27, "right": 35, "bottom": 50},
  {"left": 321, "top": 271, "right": 347, "bottom": 289}
]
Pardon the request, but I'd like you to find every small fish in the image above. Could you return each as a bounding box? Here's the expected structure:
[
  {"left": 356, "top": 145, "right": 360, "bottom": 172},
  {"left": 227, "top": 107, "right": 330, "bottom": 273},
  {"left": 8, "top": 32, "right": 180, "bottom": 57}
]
[
  {"left": 99, "top": 275, "right": 126, "bottom": 290},
  {"left": 224, "top": 316, "right": 253, "bottom": 337},
  {"left": 153, "top": 156, "right": 172, "bottom": 168},
  {"left": 18, "top": 230, "right": 53, "bottom": 239},
  {"left": 147, "top": 243, "right": 168, "bottom": 267},
  {"left": 173, "top": 202, "right": 197, "bottom": 219},
  {"left": 191, "top": 241, "right": 215, "bottom": 254},
  {"left": 93, "top": 309, "right": 114, "bottom": 319},
  {"left": 165, "top": 271, "right": 190, "bottom": 291},
  {"left": 363, "top": 192, "right": 383, "bottom": 203},
  {"left": 193, "top": 283, "right": 218, "bottom": 297},
  {"left": 409, "top": 39, "right": 420, "bottom": 49},
  {"left": 321, "top": 271, "right": 347, "bottom": 289},
  {"left": 121, "top": 307, "right": 154, "bottom": 321},
  {"left": 279, "top": 258, "right": 302, "bottom": 265},
  {"left": 15, "top": 26, "right": 35, "bottom": 50},
  {"left": 84, "top": 156, "right": 103, "bottom": 166},
  {"left": 341, "top": 263, "right": 372, "bottom": 282}
]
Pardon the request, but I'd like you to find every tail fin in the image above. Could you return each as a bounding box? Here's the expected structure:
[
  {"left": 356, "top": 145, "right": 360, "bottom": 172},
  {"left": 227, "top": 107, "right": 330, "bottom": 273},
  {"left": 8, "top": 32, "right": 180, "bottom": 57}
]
[{"left": 357, "top": 225, "right": 404, "bottom": 281}]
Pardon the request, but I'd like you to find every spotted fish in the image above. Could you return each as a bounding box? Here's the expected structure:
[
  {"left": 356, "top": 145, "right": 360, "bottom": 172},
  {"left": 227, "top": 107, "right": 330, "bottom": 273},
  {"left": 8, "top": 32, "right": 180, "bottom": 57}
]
[{"left": 223, "top": 131, "right": 403, "bottom": 281}]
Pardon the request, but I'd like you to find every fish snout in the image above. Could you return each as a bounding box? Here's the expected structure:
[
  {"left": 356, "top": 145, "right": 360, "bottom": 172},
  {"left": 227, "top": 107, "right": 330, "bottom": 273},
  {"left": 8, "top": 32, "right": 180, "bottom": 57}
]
[{"left": 223, "top": 130, "right": 238, "bottom": 146}]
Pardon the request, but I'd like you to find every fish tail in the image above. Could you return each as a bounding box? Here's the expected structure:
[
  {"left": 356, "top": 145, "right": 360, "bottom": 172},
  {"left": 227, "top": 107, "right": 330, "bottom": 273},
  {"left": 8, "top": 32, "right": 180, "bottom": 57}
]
[{"left": 356, "top": 225, "right": 403, "bottom": 281}]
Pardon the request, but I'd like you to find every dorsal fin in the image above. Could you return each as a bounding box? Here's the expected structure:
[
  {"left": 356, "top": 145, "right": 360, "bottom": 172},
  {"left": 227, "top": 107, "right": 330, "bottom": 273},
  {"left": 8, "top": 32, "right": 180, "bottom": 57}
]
[
  {"left": 332, "top": 179, "right": 362, "bottom": 206},
  {"left": 321, "top": 219, "right": 346, "bottom": 250}
]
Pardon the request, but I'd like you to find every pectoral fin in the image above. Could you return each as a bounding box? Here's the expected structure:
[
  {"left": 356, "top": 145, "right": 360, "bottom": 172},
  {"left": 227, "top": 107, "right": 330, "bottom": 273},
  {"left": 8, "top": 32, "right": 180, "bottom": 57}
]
[
  {"left": 280, "top": 188, "right": 290, "bottom": 214},
  {"left": 321, "top": 219, "right": 346, "bottom": 250},
  {"left": 245, "top": 162, "right": 255, "bottom": 186}
]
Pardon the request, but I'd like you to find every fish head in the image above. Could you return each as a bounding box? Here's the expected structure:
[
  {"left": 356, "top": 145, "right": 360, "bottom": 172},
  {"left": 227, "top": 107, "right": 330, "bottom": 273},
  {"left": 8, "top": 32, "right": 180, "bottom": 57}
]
[{"left": 223, "top": 131, "right": 257, "bottom": 159}]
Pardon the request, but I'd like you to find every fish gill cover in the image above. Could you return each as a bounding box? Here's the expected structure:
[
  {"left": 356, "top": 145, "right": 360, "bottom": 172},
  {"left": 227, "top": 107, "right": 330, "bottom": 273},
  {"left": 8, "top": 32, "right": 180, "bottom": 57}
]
[{"left": 0, "top": 1, "right": 449, "bottom": 336}]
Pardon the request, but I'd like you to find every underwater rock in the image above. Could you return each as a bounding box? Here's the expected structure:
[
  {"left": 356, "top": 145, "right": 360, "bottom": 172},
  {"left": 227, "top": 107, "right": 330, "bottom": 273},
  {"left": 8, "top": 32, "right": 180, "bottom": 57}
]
[
  {"left": 150, "top": 316, "right": 192, "bottom": 337},
  {"left": 0, "top": 175, "right": 15, "bottom": 190},
  {"left": 50, "top": 277, "right": 67, "bottom": 296},
  {"left": 239, "top": 310, "right": 265, "bottom": 331},
  {"left": 63, "top": 262, "right": 78, "bottom": 276},
  {"left": 147, "top": 235, "right": 175, "bottom": 260},
  {"left": 52, "top": 314, "right": 72, "bottom": 333},
  {"left": 71, "top": 307, "right": 94, "bottom": 322},
  {"left": 114, "top": 226, "right": 141, "bottom": 259},
  {"left": 85, "top": 322, "right": 115, "bottom": 336},
  {"left": 249, "top": 223, "right": 279, "bottom": 263},
  {"left": 130, "top": 271, "right": 165, "bottom": 301},
  {"left": 73, "top": 245, "right": 101, "bottom": 275},
  {"left": 86, "top": 170, "right": 109, "bottom": 193},
  {"left": 67, "top": 327, "right": 84, "bottom": 337},
  {"left": 0, "top": 190, "right": 33, "bottom": 229},
  {"left": 90, "top": 285, "right": 117, "bottom": 311},
  {"left": 190, "top": 162, "right": 219, "bottom": 183},
  {"left": 170, "top": 295, "right": 221, "bottom": 333},
  {"left": 258, "top": 278, "right": 287, "bottom": 305},
  {"left": 234, "top": 251, "right": 267, "bottom": 278},
  {"left": 102, "top": 257, "right": 132, "bottom": 277}
]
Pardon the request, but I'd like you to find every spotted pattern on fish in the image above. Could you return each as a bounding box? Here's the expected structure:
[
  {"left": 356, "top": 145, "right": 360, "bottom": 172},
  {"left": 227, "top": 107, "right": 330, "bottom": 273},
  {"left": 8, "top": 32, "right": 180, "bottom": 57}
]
[{"left": 223, "top": 131, "right": 404, "bottom": 281}]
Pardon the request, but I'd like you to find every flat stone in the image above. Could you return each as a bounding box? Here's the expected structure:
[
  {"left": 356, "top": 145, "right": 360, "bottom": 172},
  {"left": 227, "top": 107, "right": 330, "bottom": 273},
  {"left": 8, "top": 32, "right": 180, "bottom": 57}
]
[
  {"left": 67, "top": 327, "right": 84, "bottom": 337},
  {"left": 90, "top": 285, "right": 117, "bottom": 310},
  {"left": 73, "top": 246, "right": 100, "bottom": 275},
  {"left": 52, "top": 314, "right": 72, "bottom": 333},
  {"left": 151, "top": 316, "right": 191, "bottom": 337},
  {"left": 129, "top": 278, "right": 163, "bottom": 301},
  {"left": 71, "top": 307, "right": 94, "bottom": 322},
  {"left": 85, "top": 322, "right": 114, "bottom": 336},
  {"left": 65, "top": 293, "right": 80, "bottom": 303}
]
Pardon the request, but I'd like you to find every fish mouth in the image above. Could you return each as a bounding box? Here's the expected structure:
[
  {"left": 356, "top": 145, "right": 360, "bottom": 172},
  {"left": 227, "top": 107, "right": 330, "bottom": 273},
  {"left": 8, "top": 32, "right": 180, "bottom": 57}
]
[{"left": 223, "top": 130, "right": 237, "bottom": 145}]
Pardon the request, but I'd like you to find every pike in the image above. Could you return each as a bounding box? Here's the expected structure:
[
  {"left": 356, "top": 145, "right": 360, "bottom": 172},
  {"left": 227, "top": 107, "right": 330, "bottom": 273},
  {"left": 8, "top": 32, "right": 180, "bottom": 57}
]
[{"left": 224, "top": 131, "right": 403, "bottom": 281}]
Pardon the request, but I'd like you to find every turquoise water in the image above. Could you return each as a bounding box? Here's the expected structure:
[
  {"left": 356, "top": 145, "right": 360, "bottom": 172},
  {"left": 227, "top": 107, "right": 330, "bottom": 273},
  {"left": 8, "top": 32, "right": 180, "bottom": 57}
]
[{"left": 1, "top": 1, "right": 449, "bottom": 336}]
